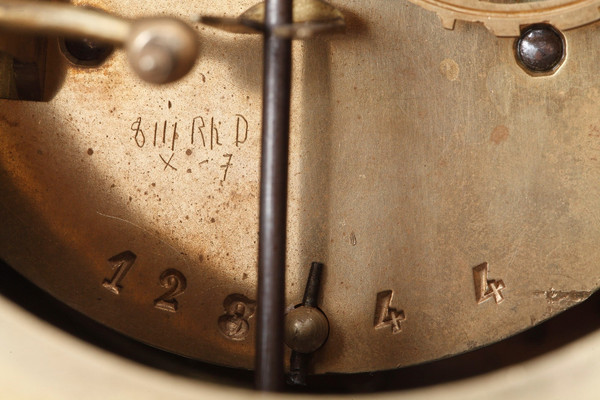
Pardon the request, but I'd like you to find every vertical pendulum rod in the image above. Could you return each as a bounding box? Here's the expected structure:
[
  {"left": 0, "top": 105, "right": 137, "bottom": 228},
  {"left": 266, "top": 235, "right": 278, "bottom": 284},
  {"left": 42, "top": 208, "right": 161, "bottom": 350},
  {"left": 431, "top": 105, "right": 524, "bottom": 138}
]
[{"left": 255, "top": 0, "right": 292, "bottom": 392}]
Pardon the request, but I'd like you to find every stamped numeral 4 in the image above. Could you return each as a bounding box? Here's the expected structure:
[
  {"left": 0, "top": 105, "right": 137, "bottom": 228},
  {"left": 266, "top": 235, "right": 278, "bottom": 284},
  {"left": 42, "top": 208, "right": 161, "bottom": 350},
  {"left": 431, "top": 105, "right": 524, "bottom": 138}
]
[
  {"left": 473, "top": 262, "right": 505, "bottom": 304},
  {"left": 374, "top": 290, "right": 406, "bottom": 334}
]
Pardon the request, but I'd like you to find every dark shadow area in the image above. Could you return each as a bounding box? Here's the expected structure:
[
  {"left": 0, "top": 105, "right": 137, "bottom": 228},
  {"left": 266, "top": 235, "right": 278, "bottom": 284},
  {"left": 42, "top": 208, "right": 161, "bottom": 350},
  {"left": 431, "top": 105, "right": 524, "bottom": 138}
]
[
  {"left": 303, "top": 290, "right": 600, "bottom": 393},
  {"left": 0, "top": 258, "right": 255, "bottom": 389},
  {"left": 0, "top": 31, "right": 67, "bottom": 101},
  {"left": 0, "top": 258, "right": 598, "bottom": 393}
]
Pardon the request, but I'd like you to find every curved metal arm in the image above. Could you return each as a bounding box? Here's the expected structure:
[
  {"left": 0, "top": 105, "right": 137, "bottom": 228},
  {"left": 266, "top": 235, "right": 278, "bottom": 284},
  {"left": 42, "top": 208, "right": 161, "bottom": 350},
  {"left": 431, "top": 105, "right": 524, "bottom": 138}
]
[
  {"left": 0, "top": 2, "right": 130, "bottom": 44},
  {"left": 0, "top": 1, "right": 198, "bottom": 84}
]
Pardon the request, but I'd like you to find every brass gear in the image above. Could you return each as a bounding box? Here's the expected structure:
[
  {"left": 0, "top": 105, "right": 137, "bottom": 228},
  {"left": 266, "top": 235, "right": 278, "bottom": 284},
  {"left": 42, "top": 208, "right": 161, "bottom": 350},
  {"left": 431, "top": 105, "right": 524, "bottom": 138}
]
[{"left": 406, "top": 0, "right": 600, "bottom": 36}]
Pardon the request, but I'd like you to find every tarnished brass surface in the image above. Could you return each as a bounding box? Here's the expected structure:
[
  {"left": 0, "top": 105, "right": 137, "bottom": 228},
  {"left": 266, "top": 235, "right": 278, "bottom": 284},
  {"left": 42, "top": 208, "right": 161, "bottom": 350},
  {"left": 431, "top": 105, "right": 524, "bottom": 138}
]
[{"left": 0, "top": 0, "right": 599, "bottom": 374}]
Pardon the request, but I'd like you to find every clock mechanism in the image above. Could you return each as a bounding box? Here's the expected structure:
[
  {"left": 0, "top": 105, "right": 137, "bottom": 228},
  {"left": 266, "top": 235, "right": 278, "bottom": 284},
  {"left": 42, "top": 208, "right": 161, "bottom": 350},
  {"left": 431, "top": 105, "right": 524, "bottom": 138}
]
[{"left": 0, "top": 0, "right": 599, "bottom": 396}]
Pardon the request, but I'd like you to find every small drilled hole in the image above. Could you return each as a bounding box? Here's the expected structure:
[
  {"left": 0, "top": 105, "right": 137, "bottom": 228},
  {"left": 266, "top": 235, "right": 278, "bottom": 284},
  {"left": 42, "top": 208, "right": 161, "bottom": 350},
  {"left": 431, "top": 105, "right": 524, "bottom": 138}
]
[{"left": 59, "top": 37, "right": 113, "bottom": 67}]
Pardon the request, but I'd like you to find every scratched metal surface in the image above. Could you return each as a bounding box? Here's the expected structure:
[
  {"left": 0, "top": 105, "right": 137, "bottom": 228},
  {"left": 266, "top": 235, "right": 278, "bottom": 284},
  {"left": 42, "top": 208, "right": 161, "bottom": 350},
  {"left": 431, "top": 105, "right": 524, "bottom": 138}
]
[{"left": 0, "top": 0, "right": 599, "bottom": 373}]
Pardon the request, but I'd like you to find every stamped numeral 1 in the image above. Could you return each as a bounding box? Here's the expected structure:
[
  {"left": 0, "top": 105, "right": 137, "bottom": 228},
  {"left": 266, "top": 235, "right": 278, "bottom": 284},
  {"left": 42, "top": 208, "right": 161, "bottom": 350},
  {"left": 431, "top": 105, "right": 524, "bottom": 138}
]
[
  {"left": 374, "top": 290, "right": 406, "bottom": 334},
  {"left": 473, "top": 262, "right": 505, "bottom": 304},
  {"left": 102, "top": 251, "right": 136, "bottom": 295}
]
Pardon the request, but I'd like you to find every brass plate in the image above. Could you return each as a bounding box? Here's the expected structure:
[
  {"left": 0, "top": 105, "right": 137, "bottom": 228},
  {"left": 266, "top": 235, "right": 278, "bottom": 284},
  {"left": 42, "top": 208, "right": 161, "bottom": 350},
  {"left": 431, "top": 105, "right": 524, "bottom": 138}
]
[{"left": 0, "top": 0, "right": 599, "bottom": 373}]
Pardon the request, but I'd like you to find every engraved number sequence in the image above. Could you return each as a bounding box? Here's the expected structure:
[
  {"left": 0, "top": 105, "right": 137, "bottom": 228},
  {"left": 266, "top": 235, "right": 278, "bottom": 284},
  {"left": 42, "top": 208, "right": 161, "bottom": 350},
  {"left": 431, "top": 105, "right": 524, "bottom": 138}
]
[
  {"left": 101, "top": 251, "right": 256, "bottom": 341},
  {"left": 102, "top": 251, "right": 187, "bottom": 313},
  {"left": 102, "top": 251, "right": 507, "bottom": 338}
]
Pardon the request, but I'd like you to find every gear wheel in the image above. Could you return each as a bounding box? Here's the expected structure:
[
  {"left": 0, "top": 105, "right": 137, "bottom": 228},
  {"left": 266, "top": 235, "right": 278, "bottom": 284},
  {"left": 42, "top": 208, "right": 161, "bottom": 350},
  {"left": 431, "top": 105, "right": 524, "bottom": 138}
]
[{"left": 407, "top": 0, "right": 600, "bottom": 36}]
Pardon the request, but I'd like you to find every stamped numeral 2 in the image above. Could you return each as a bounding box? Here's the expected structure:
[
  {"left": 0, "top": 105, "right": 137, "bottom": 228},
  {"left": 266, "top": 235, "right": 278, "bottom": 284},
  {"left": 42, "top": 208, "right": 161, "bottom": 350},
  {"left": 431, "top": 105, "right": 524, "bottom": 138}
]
[
  {"left": 374, "top": 290, "right": 406, "bottom": 334},
  {"left": 473, "top": 262, "right": 505, "bottom": 304},
  {"left": 102, "top": 251, "right": 137, "bottom": 295},
  {"left": 153, "top": 269, "right": 187, "bottom": 312}
]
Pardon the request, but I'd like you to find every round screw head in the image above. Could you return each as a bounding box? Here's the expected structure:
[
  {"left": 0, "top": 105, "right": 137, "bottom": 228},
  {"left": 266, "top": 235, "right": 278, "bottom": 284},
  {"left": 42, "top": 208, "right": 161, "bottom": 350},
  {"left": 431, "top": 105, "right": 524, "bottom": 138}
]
[
  {"left": 284, "top": 306, "right": 329, "bottom": 354},
  {"left": 516, "top": 24, "right": 565, "bottom": 74}
]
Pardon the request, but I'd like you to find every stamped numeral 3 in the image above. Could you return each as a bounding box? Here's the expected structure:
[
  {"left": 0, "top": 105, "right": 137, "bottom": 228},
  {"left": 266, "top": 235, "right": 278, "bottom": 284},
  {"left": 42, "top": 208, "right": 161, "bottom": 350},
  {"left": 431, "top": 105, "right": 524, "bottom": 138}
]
[{"left": 218, "top": 294, "right": 256, "bottom": 340}]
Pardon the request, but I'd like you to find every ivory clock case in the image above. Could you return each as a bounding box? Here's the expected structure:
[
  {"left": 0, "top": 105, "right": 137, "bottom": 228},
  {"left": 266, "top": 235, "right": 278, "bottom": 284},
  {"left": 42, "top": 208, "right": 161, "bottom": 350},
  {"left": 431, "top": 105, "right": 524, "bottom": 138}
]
[
  {"left": 0, "top": 282, "right": 599, "bottom": 399},
  {"left": 0, "top": 0, "right": 600, "bottom": 392}
]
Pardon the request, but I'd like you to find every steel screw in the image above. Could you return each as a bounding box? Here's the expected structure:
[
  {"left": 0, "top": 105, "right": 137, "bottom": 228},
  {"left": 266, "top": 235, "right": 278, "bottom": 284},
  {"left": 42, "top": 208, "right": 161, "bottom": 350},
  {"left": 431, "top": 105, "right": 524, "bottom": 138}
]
[{"left": 516, "top": 24, "right": 565, "bottom": 74}]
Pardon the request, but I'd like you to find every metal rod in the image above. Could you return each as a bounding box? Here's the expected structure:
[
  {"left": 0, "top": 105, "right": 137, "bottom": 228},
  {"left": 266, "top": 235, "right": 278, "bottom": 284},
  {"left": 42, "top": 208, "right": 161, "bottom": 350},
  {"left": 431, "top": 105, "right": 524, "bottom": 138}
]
[
  {"left": 302, "top": 262, "right": 323, "bottom": 308},
  {"left": 0, "top": 2, "right": 130, "bottom": 44},
  {"left": 288, "top": 351, "right": 310, "bottom": 386},
  {"left": 288, "top": 262, "right": 325, "bottom": 386},
  {"left": 255, "top": 0, "right": 292, "bottom": 391}
]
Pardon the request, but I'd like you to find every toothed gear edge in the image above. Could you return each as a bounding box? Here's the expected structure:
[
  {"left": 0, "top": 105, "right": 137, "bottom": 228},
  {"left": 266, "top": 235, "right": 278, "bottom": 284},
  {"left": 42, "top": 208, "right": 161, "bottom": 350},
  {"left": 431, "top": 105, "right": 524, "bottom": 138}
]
[{"left": 406, "top": 0, "right": 600, "bottom": 36}]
